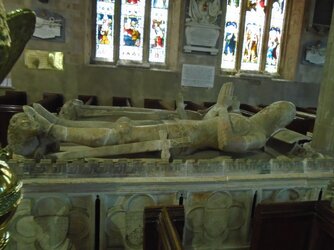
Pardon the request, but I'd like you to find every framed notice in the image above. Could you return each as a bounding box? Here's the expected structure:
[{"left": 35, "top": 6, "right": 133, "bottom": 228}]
[
  {"left": 33, "top": 9, "right": 65, "bottom": 42},
  {"left": 181, "top": 64, "right": 215, "bottom": 88}
]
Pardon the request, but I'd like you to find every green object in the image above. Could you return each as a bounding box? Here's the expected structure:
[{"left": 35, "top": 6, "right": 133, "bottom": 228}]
[
  {"left": 0, "top": 7, "right": 36, "bottom": 83},
  {"left": 0, "top": 1, "right": 10, "bottom": 68},
  {"left": 0, "top": 148, "right": 10, "bottom": 161}
]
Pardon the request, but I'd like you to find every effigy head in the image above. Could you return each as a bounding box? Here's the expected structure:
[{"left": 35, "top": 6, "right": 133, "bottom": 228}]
[
  {"left": 7, "top": 112, "right": 40, "bottom": 156},
  {"left": 59, "top": 99, "right": 84, "bottom": 120}
]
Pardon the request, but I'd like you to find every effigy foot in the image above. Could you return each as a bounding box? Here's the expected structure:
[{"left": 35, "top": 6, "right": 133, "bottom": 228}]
[
  {"left": 33, "top": 103, "right": 59, "bottom": 124},
  {"left": 23, "top": 105, "right": 52, "bottom": 135}
]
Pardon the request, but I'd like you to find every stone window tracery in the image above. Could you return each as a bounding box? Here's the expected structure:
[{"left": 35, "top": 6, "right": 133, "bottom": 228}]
[
  {"left": 221, "top": 0, "right": 288, "bottom": 74},
  {"left": 94, "top": 0, "right": 170, "bottom": 65}
]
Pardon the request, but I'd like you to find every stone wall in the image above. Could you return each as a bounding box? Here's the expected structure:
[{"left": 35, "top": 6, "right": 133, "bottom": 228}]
[{"left": 1, "top": 0, "right": 325, "bottom": 108}]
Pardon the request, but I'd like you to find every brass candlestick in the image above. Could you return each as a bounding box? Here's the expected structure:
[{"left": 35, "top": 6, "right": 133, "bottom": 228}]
[{"left": 0, "top": 159, "right": 22, "bottom": 249}]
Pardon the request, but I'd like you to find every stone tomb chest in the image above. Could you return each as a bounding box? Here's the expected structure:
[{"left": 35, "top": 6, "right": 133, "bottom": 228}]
[{"left": 4, "top": 157, "right": 334, "bottom": 250}]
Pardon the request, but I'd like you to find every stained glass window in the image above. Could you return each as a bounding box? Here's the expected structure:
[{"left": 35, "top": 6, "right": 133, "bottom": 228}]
[
  {"left": 119, "top": 0, "right": 146, "bottom": 61},
  {"left": 265, "top": 0, "right": 286, "bottom": 73},
  {"left": 241, "top": 0, "right": 266, "bottom": 71},
  {"left": 94, "top": 0, "right": 170, "bottom": 65},
  {"left": 95, "top": 0, "right": 115, "bottom": 61},
  {"left": 149, "top": 0, "right": 169, "bottom": 63},
  {"left": 221, "top": 0, "right": 241, "bottom": 70},
  {"left": 221, "top": 0, "right": 288, "bottom": 74}
]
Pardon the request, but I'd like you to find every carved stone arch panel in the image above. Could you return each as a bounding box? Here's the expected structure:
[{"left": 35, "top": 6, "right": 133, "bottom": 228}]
[
  {"left": 260, "top": 187, "right": 318, "bottom": 203},
  {"left": 6, "top": 194, "right": 94, "bottom": 250},
  {"left": 102, "top": 192, "right": 178, "bottom": 250},
  {"left": 183, "top": 189, "right": 254, "bottom": 249}
]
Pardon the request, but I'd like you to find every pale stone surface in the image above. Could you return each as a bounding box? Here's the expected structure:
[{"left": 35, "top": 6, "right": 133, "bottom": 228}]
[
  {"left": 59, "top": 99, "right": 203, "bottom": 121},
  {"left": 183, "top": 190, "right": 252, "bottom": 248},
  {"left": 4, "top": 157, "right": 333, "bottom": 250},
  {"left": 184, "top": 23, "right": 220, "bottom": 54},
  {"left": 7, "top": 84, "right": 296, "bottom": 160},
  {"left": 312, "top": 13, "right": 334, "bottom": 155},
  {"left": 184, "top": 0, "right": 222, "bottom": 54},
  {"left": 6, "top": 195, "right": 93, "bottom": 250},
  {"left": 103, "top": 193, "right": 175, "bottom": 249},
  {"left": 187, "top": 0, "right": 221, "bottom": 25}
]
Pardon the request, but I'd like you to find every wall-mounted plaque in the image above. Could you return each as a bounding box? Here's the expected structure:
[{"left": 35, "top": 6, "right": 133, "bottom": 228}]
[
  {"left": 33, "top": 9, "right": 65, "bottom": 42},
  {"left": 24, "top": 50, "right": 64, "bottom": 70},
  {"left": 303, "top": 41, "right": 327, "bottom": 66},
  {"left": 181, "top": 64, "right": 215, "bottom": 88},
  {"left": 183, "top": 0, "right": 222, "bottom": 55}
]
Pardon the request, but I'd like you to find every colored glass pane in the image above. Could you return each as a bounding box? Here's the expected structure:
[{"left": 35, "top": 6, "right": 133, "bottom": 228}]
[
  {"left": 95, "top": 0, "right": 115, "bottom": 61},
  {"left": 241, "top": 0, "right": 266, "bottom": 71},
  {"left": 119, "top": 0, "right": 145, "bottom": 61},
  {"left": 221, "top": 0, "right": 242, "bottom": 70},
  {"left": 149, "top": 0, "right": 169, "bottom": 63},
  {"left": 265, "top": 0, "right": 286, "bottom": 73}
]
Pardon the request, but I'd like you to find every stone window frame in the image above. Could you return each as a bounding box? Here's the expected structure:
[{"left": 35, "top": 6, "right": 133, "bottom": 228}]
[
  {"left": 90, "top": 0, "right": 179, "bottom": 70},
  {"left": 88, "top": 0, "right": 305, "bottom": 81},
  {"left": 216, "top": 0, "right": 305, "bottom": 80}
]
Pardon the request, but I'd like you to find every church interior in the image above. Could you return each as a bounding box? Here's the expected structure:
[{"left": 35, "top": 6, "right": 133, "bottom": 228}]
[{"left": 0, "top": 0, "right": 334, "bottom": 249}]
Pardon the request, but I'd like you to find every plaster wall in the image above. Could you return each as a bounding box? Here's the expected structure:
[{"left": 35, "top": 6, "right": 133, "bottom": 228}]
[{"left": 1, "top": 0, "right": 326, "bottom": 108}]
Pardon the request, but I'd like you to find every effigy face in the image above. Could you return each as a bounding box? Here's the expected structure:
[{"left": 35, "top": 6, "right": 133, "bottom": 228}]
[{"left": 7, "top": 113, "right": 40, "bottom": 157}]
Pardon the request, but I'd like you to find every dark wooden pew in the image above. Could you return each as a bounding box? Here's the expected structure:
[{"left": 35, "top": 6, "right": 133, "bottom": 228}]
[
  {"left": 0, "top": 91, "right": 28, "bottom": 147},
  {"left": 112, "top": 96, "right": 132, "bottom": 107},
  {"left": 35, "top": 93, "right": 64, "bottom": 113},
  {"left": 144, "top": 205, "right": 184, "bottom": 250},
  {"left": 78, "top": 95, "right": 98, "bottom": 105},
  {"left": 184, "top": 101, "right": 206, "bottom": 111},
  {"left": 250, "top": 200, "right": 334, "bottom": 250},
  {"left": 144, "top": 99, "right": 176, "bottom": 110},
  {"left": 0, "top": 90, "right": 27, "bottom": 105}
]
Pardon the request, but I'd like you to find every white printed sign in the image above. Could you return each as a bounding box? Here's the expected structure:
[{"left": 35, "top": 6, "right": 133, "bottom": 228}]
[{"left": 181, "top": 64, "right": 215, "bottom": 88}]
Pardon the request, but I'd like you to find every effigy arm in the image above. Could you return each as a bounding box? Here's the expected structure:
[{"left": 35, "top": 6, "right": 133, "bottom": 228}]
[{"left": 46, "top": 133, "right": 191, "bottom": 160}]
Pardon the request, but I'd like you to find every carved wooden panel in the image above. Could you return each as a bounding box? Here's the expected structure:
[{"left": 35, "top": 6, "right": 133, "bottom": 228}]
[{"left": 250, "top": 200, "right": 334, "bottom": 250}]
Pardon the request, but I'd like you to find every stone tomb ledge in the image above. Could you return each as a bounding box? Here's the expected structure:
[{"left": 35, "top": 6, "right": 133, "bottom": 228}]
[{"left": 7, "top": 156, "right": 334, "bottom": 179}]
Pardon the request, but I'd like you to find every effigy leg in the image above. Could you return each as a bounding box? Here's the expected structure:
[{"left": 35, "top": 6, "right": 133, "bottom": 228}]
[
  {"left": 46, "top": 132, "right": 191, "bottom": 160},
  {"left": 59, "top": 99, "right": 203, "bottom": 121},
  {"left": 33, "top": 103, "right": 164, "bottom": 128},
  {"left": 24, "top": 105, "right": 123, "bottom": 147}
]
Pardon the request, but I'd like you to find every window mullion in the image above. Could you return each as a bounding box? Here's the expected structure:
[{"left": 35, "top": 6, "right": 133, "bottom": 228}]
[
  {"left": 277, "top": 0, "right": 290, "bottom": 75},
  {"left": 235, "top": 0, "right": 248, "bottom": 72},
  {"left": 114, "top": 0, "right": 121, "bottom": 63},
  {"left": 91, "top": 0, "right": 98, "bottom": 63},
  {"left": 142, "top": 0, "right": 151, "bottom": 65},
  {"left": 259, "top": 0, "right": 273, "bottom": 72}
]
